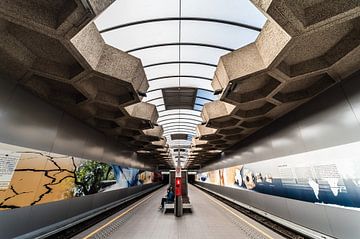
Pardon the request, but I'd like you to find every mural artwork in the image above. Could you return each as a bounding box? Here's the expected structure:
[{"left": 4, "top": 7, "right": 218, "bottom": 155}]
[{"left": 0, "top": 143, "right": 161, "bottom": 210}]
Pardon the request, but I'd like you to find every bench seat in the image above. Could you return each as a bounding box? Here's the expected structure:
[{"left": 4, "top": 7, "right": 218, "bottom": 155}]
[{"left": 163, "top": 202, "right": 192, "bottom": 214}]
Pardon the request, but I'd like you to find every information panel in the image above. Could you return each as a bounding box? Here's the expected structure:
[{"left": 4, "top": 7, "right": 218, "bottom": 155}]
[{"left": 0, "top": 153, "right": 20, "bottom": 190}]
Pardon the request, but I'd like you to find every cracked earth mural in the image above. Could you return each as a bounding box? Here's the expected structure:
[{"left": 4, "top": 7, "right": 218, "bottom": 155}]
[
  {"left": 0, "top": 144, "right": 161, "bottom": 211},
  {"left": 0, "top": 152, "right": 77, "bottom": 210}
]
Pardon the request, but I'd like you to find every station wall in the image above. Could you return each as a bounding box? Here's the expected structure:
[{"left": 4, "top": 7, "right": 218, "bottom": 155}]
[
  {"left": 0, "top": 74, "right": 163, "bottom": 238},
  {"left": 0, "top": 181, "right": 161, "bottom": 238},
  {"left": 0, "top": 74, "right": 152, "bottom": 170},
  {"left": 197, "top": 71, "right": 360, "bottom": 239}
]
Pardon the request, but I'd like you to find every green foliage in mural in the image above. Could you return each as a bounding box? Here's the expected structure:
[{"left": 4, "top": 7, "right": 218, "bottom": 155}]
[{"left": 74, "top": 160, "right": 115, "bottom": 196}]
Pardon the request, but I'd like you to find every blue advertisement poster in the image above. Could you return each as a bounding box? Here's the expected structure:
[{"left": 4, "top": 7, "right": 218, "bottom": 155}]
[{"left": 197, "top": 141, "right": 360, "bottom": 209}]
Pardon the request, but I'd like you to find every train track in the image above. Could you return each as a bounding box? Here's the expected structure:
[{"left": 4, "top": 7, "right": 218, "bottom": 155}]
[
  {"left": 195, "top": 184, "right": 309, "bottom": 239},
  {"left": 47, "top": 186, "right": 164, "bottom": 239},
  {"left": 48, "top": 184, "right": 308, "bottom": 239}
]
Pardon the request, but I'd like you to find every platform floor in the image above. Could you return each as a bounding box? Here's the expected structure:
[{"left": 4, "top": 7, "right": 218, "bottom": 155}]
[{"left": 75, "top": 185, "right": 285, "bottom": 239}]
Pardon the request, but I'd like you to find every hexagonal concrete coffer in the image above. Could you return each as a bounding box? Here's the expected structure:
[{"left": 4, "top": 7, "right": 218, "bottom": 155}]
[
  {"left": 234, "top": 100, "right": 276, "bottom": 118},
  {"left": 22, "top": 74, "right": 87, "bottom": 105},
  {"left": 0, "top": 21, "right": 84, "bottom": 81},
  {"left": 138, "top": 126, "right": 164, "bottom": 142},
  {"left": 223, "top": 74, "right": 281, "bottom": 104},
  {"left": 276, "top": 18, "right": 360, "bottom": 78},
  {"left": 196, "top": 125, "right": 220, "bottom": 141},
  {"left": 190, "top": 1, "right": 360, "bottom": 165},
  {"left": 191, "top": 147, "right": 204, "bottom": 153},
  {"left": 131, "top": 140, "right": 150, "bottom": 150},
  {"left": 240, "top": 117, "right": 272, "bottom": 129},
  {"left": 71, "top": 24, "right": 148, "bottom": 107},
  {"left": 191, "top": 138, "right": 210, "bottom": 149},
  {"left": 251, "top": 0, "right": 360, "bottom": 36},
  {"left": 192, "top": 143, "right": 213, "bottom": 150},
  {"left": 87, "top": 118, "right": 118, "bottom": 130},
  {"left": 200, "top": 144, "right": 215, "bottom": 149},
  {"left": 208, "top": 139, "right": 226, "bottom": 145},
  {"left": 75, "top": 75, "right": 137, "bottom": 107},
  {"left": 0, "top": 0, "right": 114, "bottom": 38},
  {"left": 82, "top": 102, "right": 125, "bottom": 121},
  {"left": 273, "top": 73, "right": 336, "bottom": 103},
  {"left": 218, "top": 127, "right": 244, "bottom": 136},
  {"left": 156, "top": 147, "right": 169, "bottom": 153},
  {"left": 215, "top": 43, "right": 269, "bottom": 92},
  {"left": 151, "top": 138, "right": 167, "bottom": 148},
  {"left": 0, "top": 1, "right": 157, "bottom": 149},
  {"left": 211, "top": 74, "right": 224, "bottom": 95},
  {"left": 116, "top": 102, "right": 158, "bottom": 130},
  {"left": 208, "top": 116, "right": 239, "bottom": 129},
  {"left": 116, "top": 135, "right": 135, "bottom": 143},
  {"left": 120, "top": 128, "right": 142, "bottom": 137},
  {"left": 93, "top": 44, "right": 148, "bottom": 96},
  {"left": 202, "top": 100, "right": 236, "bottom": 126},
  {"left": 191, "top": 137, "right": 208, "bottom": 146},
  {"left": 201, "top": 134, "right": 222, "bottom": 141},
  {"left": 223, "top": 134, "right": 246, "bottom": 141},
  {"left": 143, "top": 143, "right": 160, "bottom": 150}
]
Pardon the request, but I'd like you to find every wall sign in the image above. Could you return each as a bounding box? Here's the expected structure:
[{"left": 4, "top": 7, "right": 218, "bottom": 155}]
[{"left": 0, "top": 153, "right": 20, "bottom": 190}]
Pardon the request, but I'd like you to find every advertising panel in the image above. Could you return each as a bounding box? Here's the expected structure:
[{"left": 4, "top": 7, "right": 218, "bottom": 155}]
[{"left": 197, "top": 141, "right": 360, "bottom": 209}]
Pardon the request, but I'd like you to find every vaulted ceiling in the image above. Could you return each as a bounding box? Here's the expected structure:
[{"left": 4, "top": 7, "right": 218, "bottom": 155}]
[{"left": 94, "top": 0, "right": 266, "bottom": 166}]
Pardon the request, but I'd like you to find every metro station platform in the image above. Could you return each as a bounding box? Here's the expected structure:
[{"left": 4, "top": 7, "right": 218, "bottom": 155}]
[
  {"left": 74, "top": 185, "right": 284, "bottom": 239},
  {"left": 1, "top": 1, "right": 360, "bottom": 239}
]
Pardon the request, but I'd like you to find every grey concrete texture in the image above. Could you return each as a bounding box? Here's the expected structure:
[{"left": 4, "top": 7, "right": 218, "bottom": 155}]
[
  {"left": 189, "top": 0, "right": 360, "bottom": 168},
  {"left": 0, "top": 1, "right": 170, "bottom": 166},
  {"left": 0, "top": 0, "right": 115, "bottom": 39}
]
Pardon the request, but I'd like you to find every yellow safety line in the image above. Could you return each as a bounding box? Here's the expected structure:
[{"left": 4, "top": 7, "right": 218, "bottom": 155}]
[
  {"left": 201, "top": 190, "right": 275, "bottom": 239},
  {"left": 82, "top": 192, "right": 155, "bottom": 239}
]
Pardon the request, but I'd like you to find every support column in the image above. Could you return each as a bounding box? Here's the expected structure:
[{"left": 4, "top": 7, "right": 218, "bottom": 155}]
[{"left": 174, "top": 152, "right": 183, "bottom": 217}]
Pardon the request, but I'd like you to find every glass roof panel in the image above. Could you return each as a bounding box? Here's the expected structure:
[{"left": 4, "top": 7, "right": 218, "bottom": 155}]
[
  {"left": 180, "top": 64, "right": 215, "bottom": 79},
  {"left": 160, "top": 118, "right": 202, "bottom": 126},
  {"left": 101, "top": 21, "right": 179, "bottom": 52},
  {"left": 132, "top": 45, "right": 179, "bottom": 66},
  {"left": 164, "top": 129, "right": 195, "bottom": 135},
  {"left": 180, "top": 46, "right": 228, "bottom": 65},
  {"left": 145, "top": 63, "right": 215, "bottom": 82},
  {"left": 195, "top": 98, "right": 211, "bottom": 106},
  {"left": 158, "top": 118, "right": 202, "bottom": 125},
  {"left": 95, "top": 0, "right": 179, "bottom": 30},
  {"left": 145, "top": 64, "right": 179, "bottom": 80},
  {"left": 181, "top": 21, "right": 260, "bottom": 50},
  {"left": 161, "top": 122, "right": 198, "bottom": 128},
  {"left": 130, "top": 45, "right": 228, "bottom": 67},
  {"left": 159, "top": 115, "right": 201, "bottom": 122},
  {"left": 163, "top": 125, "right": 195, "bottom": 130},
  {"left": 167, "top": 139, "right": 192, "bottom": 146},
  {"left": 197, "top": 89, "right": 216, "bottom": 100},
  {"left": 156, "top": 105, "right": 166, "bottom": 112},
  {"left": 181, "top": 0, "right": 266, "bottom": 28},
  {"left": 164, "top": 123, "right": 195, "bottom": 128},
  {"left": 148, "top": 77, "right": 212, "bottom": 92},
  {"left": 159, "top": 109, "right": 201, "bottom": 117},
  {"left": 194, "top": 104, "right": 203, "bottom": 111},
  {"left": 158, "top": 114, "right": 201, "bottom": 122},
  {"left": 143, "top": 89, "right": 162, "bottom": 102},
  {"left": 164, "top": 127, "right": 195, "bottom": 132},
  {"left": 147, "top": 98, "right": 164, "bottom": 106}
]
